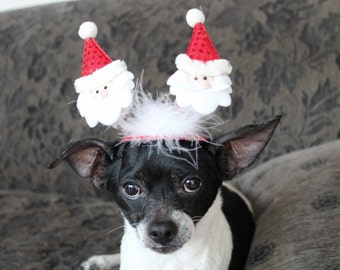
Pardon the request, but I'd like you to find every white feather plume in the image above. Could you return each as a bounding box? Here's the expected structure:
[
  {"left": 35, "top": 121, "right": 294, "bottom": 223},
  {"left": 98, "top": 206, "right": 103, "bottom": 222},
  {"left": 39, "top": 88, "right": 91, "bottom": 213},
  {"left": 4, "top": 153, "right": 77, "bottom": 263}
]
[
  {"left": 116, "top": 83, "right": 222, "bottom": 167},
  {"left": 119, "top": 86, "right": 220, "bottom": 143}
]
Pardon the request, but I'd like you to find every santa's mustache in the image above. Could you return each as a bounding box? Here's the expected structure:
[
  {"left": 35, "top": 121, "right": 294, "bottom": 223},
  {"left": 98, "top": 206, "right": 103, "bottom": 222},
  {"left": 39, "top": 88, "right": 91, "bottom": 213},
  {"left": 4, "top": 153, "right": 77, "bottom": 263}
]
[{"left": 170, "top": 81, "right": 232, "bottom": 94}]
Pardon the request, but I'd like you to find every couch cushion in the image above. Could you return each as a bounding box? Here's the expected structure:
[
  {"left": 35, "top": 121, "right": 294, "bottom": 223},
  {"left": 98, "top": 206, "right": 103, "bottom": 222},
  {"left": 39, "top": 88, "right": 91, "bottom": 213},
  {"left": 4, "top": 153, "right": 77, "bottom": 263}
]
[
  {"left": 235, "top": 139, "right": 340, "bottom": 269},
  {"left": 0, "top": 190, "right": 121, "bottom": 269}
]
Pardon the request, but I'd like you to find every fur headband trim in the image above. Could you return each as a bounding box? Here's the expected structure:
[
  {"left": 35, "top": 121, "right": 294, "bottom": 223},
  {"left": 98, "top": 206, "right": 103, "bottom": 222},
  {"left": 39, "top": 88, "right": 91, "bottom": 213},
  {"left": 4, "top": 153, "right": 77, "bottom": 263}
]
[
  {"left": 118, "top": 88, "right": 220, "bottom": 143},
  {"left": 175, "top": 54, "right": 232, "bottom": 76}
]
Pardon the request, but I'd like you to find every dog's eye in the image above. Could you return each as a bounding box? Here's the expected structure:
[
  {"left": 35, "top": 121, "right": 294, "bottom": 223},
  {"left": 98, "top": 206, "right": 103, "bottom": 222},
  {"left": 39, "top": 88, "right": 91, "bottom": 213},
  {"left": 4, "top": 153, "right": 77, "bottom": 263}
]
[
  {"left": 122, "top": 181, "right": 142, "bottom": 200},
  {"left": 182, "top": 178, "right": 202, "bottom": 193}
]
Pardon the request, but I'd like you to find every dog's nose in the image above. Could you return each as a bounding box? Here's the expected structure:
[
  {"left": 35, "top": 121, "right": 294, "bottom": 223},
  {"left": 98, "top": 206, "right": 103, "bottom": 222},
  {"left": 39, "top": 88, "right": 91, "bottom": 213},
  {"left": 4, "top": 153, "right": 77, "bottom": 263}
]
[{"left": 148, "top": 221, "right": 178, "bottom": 246}]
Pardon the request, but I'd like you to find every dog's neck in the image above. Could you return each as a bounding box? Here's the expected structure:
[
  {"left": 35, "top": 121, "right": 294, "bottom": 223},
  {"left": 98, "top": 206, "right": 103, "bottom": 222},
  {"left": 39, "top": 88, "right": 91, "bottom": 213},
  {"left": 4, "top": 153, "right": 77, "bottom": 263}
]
[{"left": 119, "top": 188, "right": 232, "bottom": 270}]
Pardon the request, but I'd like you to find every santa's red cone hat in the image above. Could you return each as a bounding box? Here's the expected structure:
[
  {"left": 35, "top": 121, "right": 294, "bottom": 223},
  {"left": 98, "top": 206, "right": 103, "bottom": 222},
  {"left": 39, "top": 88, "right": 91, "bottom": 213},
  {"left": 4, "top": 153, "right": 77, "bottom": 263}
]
[
  {"left": 175, "top": 9, "right": 232, "bottom": 76},
  {"left": 74, "top": 21, "right": 128, "bottom": 93}
]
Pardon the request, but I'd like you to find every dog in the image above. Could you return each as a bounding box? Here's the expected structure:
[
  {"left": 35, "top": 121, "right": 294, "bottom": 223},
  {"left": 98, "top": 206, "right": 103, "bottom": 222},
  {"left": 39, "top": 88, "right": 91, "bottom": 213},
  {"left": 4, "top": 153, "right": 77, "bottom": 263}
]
[{"left": 49, "top": 116, "right": 280, "bottom": 270}]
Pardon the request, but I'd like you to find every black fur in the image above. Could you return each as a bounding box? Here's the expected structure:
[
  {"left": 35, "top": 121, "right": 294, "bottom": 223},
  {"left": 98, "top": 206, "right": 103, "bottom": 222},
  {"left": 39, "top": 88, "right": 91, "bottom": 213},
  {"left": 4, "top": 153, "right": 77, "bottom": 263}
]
[{"left": 221, "top": 186, "right": 255, "bottom": 270}]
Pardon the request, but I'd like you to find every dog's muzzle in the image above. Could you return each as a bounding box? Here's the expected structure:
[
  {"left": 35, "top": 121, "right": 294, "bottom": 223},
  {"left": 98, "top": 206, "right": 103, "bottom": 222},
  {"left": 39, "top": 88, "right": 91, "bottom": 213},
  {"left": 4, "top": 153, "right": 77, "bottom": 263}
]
[
  {"left": 148, "top": 220, "right": 180, "bottom": 253},
  {"left": 137, "top": 209, "right": 194, "bottom": 254}
]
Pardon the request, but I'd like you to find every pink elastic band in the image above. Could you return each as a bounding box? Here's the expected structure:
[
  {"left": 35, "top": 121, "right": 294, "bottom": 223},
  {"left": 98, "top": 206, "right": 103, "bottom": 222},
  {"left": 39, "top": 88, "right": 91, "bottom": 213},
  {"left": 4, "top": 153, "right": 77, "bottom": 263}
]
[{"left": 121, "top": 135, "right": 208, "bottom": 142}]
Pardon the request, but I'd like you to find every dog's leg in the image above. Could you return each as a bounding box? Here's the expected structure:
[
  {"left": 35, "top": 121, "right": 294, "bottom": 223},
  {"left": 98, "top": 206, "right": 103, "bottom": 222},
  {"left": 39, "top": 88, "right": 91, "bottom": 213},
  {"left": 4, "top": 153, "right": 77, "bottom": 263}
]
[{"left": 81, "top": 253, "right": 120, "bottom": 270}]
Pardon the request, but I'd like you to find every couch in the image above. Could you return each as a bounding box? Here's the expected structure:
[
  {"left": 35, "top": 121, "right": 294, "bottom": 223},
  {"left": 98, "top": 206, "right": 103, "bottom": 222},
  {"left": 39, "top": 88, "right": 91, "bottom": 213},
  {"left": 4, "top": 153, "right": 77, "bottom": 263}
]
[{"left": 0, "top": 0, "right": 339, "bottom": 269}]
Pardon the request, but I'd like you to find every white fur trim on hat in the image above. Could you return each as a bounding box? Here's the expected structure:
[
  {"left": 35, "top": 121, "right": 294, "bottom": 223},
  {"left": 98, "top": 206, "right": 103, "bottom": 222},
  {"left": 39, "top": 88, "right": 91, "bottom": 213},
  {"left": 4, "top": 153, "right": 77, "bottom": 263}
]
[
  {"left": 74, "top": 60, "right": 128, "bottom": 93},
  {"left": 175, "top": 54, "right": 232, "bottom": 76}
]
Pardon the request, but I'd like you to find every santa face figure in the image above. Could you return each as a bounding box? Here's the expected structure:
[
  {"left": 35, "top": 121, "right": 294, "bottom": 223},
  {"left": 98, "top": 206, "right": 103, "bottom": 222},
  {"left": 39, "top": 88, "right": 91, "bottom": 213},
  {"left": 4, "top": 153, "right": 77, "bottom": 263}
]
[
  {"left": 167, "top": 67, "right": 232, "bottom": 115},
  {"left": 76, "top": 69, "right": 134, "bottom": 128},
  {"left": 167, "top": 8, "right": 233, "bottom": 115},
  {"left": 74, "top": 21, "right": 135, "bottom": 128}
]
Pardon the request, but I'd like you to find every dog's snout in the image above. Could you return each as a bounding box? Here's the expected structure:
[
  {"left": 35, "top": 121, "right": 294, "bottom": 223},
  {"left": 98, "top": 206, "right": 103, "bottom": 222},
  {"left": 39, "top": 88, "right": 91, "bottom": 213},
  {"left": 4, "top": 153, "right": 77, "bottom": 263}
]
[{"left": 148, "top": 221, "right": 178, "bottom": 246}]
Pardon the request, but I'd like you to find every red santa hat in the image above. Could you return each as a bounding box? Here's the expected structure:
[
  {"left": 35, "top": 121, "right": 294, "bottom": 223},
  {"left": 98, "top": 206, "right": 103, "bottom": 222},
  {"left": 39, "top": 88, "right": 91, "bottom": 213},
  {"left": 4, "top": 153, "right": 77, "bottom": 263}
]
[
  {"left": 74, "top": 21, "right": 128, "bottom": 93},
  {"left": 175, "top": 9, "right": 232, "bottom": 76}
]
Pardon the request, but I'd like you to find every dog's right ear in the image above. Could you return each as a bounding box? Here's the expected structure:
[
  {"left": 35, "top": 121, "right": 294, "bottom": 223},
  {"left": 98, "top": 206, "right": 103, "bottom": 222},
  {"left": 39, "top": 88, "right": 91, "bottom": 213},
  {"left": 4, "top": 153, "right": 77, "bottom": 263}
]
[
  {"left": 211, "top": 116, "right": 281, "bottom": 179},
  {"left": 48, "top": 139, "right": 118, "bottom": 188}
]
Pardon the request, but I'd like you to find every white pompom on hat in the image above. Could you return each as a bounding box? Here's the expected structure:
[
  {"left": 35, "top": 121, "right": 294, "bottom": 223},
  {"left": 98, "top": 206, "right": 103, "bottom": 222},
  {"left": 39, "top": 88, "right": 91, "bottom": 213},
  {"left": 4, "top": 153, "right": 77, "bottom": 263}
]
[
  {"left": 186, "top": 8, "right": 205, "bottom": 28},
  {"left": 78, "top": 21, "right": 98, "bottom": 39}
]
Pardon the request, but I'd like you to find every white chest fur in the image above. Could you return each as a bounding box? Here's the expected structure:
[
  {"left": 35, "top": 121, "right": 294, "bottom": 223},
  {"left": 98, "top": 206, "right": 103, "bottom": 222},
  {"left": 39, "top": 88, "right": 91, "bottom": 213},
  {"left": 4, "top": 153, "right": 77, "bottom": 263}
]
[{"left": 119, "top": 191, "right": 233, "bottom": 270}]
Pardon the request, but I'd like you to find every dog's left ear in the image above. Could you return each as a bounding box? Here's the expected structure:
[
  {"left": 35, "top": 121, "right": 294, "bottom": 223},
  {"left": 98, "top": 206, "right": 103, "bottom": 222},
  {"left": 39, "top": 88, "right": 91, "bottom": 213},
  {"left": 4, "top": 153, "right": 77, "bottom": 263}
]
[
  {"left": 48, "top": 139, "right": 119, "bottom": 188},
  {"left": 211, "top": 116, "right": 281, "bottom": 179}
]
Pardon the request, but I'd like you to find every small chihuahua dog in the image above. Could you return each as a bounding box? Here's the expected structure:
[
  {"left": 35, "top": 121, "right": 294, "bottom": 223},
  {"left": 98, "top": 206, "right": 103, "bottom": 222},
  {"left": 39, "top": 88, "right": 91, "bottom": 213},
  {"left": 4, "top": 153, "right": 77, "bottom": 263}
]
[{"left": 49, "top": 116, "right": 280, "bottom": 270}]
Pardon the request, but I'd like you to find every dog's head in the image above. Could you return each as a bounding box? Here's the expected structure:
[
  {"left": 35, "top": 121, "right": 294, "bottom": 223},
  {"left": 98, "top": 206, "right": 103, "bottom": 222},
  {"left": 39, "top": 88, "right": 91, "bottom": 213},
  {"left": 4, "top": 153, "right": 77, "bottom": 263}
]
[{"left": 49, "top": 116, "right": 280, "bottom": 254}]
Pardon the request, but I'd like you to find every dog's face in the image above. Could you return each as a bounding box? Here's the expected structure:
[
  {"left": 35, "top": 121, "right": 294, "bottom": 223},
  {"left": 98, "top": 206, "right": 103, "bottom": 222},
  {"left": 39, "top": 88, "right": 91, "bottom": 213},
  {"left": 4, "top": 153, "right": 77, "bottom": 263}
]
[
  {"left": 108, "top": 141, "right": 222, "bottom": 253},
  {"left": 49, "top": 116, "right": 280, "bottom": 254}
]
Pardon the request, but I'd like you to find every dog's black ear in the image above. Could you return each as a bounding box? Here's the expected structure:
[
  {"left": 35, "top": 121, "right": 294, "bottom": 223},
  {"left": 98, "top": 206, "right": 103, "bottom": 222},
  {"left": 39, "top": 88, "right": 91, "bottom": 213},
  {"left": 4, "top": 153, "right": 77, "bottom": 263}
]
[
  {"left": 212, "top": 116, "right": 281, "bottom": 179},
  {"left": 48, "top": 139, "right": 118, "bottom": 188}
]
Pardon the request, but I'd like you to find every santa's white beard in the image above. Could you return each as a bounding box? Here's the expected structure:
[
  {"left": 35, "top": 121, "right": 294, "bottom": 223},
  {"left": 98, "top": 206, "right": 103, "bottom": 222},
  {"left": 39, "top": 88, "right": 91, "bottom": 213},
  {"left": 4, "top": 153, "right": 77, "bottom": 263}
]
[
  {"left": 169, "top": 81, "right": 232, "bottom": 114},
  {"left": 76, "top": 72, "right": 134, "bottom": 128}
]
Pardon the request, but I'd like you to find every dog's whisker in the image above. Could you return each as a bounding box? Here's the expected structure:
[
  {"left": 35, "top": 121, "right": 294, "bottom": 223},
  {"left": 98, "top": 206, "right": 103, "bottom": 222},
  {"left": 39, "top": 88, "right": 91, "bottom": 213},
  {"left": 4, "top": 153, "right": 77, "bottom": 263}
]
[
  {"left": 107, "top": 225, "right": 125, "bottom": 235},
  {"left": 67, "top": 100, "right": 77, "bottom": 105},
  {"left": 191, "top": 216, "right": 203, "bottom": 223}
]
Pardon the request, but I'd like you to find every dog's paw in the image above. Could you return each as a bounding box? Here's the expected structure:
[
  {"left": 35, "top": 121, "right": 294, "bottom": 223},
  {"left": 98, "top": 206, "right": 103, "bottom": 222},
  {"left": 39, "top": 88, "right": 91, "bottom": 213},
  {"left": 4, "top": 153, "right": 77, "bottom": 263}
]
[{"left": 81, "top": 254, "right": 120, "bottom": 270}]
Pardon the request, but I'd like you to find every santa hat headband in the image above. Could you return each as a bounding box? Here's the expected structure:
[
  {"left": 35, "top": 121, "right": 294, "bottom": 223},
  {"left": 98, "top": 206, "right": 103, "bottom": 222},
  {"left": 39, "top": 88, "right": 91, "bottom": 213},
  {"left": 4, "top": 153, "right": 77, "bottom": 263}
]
[
  {"left": 69, "top": 10, "right": 231, "bottom": 159},
  {"left": 74, "top": 22, "right": 128, "bottom": 93},
  {"left": 175, "top": 9, "right": 232, "bottom": 76}
]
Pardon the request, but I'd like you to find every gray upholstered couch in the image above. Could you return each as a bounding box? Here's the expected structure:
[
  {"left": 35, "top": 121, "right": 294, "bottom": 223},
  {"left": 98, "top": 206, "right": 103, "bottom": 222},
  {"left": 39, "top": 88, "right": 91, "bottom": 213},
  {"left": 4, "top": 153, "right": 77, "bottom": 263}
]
[{"left": 0, "top": 0, "right": 339, "bottom": 269}]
